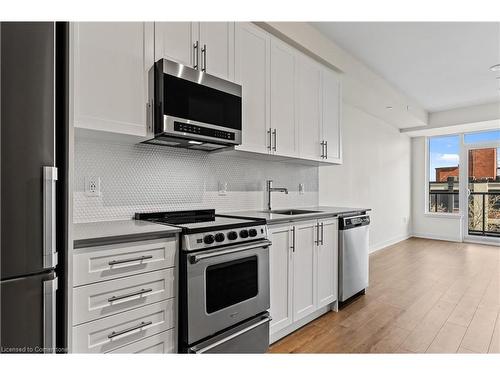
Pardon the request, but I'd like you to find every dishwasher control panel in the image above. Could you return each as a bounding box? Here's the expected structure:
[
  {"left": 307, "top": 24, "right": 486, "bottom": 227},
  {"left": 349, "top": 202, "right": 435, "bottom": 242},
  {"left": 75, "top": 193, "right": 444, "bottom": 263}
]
[{"left": 340, "top": 215, "right": 370, "bottom": 230}]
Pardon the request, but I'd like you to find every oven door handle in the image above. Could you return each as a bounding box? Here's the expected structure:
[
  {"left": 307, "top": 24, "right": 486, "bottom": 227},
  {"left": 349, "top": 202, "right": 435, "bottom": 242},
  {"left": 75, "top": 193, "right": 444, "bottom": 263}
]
[
  {"left": 190, "top": 315, "right": 272, "bottom": 354},
  {"left": 189, "top": 240, "right": 272, "bottom": 264}
]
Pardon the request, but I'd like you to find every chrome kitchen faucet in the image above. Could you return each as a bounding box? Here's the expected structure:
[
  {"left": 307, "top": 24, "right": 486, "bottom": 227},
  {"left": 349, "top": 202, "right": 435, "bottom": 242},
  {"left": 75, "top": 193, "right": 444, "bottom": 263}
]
[{"left": 266, "top": 180, "right": 289, "bottom": 211}]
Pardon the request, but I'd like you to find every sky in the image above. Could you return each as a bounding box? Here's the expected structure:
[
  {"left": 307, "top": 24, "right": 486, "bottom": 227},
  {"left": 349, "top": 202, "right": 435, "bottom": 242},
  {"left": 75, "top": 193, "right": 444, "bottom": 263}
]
[{"left": 429, "top": 130, "right": 500, "bottom": 181}]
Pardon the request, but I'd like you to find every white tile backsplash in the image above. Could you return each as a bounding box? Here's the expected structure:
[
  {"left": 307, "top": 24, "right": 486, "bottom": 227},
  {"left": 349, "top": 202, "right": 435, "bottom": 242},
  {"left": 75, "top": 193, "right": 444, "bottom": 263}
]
[{"left": 74, "top": 139, "right": 319, "bottom": 223}]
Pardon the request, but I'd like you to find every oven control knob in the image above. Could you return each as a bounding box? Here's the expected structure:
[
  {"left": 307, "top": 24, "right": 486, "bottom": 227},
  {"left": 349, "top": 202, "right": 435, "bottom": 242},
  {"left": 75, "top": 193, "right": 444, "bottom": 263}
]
[
  {"left": 248, "top": 229, "right": 258, "bottom": 237},
  {"left": 227, "top": 231, "right": 238, "bottom": 240},
  {"left": 215, "top": 233, "right": 225, "bottom": 242},
  {"left": 239, "top": 229, "right": 249, "bottom": 239},
  {"left": 203, "top": 234, "right": 215, "bottom": 244}
]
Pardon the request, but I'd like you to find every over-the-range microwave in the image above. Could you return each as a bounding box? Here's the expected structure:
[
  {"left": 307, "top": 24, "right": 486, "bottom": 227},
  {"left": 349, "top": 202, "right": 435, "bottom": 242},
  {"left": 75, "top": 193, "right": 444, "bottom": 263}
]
[{"left": 145, "top": 58, "right": 242, "bottom": 151}]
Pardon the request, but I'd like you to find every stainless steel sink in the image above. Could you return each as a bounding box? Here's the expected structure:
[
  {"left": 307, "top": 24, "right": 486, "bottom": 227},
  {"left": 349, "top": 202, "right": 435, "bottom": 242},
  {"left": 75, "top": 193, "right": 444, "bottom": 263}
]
[{"left": 266, "top": 209, "right": 322, "bottom": 215}]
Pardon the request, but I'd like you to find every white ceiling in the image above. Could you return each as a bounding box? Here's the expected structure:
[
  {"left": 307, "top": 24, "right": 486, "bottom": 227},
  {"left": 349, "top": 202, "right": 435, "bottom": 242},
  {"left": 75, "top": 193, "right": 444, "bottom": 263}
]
[{"left": 311, "top": 22, "right": 500, "bottom": 113}]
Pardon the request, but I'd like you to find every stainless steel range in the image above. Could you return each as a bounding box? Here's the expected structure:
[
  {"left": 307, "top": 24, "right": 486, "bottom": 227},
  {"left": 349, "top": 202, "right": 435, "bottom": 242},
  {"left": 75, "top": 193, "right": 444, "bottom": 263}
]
[{"left": 135, "top": 209, "right": 271, "bottom": 353}]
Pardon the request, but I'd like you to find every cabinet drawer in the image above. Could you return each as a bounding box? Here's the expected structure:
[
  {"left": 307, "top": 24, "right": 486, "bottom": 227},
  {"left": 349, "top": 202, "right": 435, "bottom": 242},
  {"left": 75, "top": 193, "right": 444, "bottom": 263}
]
[
  {"left": 73, "top": 268, "right": 175, "bottom": 325},
  {"left": 73, "top": 238, "right": 177, "bottom": 286},
  {"left": 108, "top": 329, "right": 176, "bottom": 354},
  {"left": 72, "top": 299, "right": 175, "bottom": 353}
]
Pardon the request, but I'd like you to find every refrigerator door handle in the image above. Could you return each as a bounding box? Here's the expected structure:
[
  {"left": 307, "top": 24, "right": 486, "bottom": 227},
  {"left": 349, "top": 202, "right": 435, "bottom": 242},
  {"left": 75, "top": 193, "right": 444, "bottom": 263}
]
[
  {"left": 43, "top": 276, "right": 58, "bottom": 353},
  {"left": 43, "top": 166, "right": 58, "bottom": 269}
]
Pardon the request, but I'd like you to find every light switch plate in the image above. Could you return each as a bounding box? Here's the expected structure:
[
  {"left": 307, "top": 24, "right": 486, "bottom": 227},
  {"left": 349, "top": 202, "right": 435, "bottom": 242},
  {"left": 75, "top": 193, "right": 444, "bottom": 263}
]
[{"left": 299, "top": 183, "right": 305, "bottom": 195}]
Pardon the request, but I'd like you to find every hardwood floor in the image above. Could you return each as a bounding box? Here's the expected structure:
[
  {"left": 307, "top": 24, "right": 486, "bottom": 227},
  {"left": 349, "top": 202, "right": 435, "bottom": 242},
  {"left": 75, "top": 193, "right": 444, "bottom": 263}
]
[{"left": 269, "top": 237, "right": 500, "bottom": 353}]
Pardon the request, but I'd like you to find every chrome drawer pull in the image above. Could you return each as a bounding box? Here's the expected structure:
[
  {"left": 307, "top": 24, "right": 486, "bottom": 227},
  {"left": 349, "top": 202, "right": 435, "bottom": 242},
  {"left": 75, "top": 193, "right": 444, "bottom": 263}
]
[
  {"left": 108, "top": 321, "right": 153, "bottom": 339},
  {"left": 108, "top": 288, "right": 153, "bottom": 303},
  {"left": 108, "top": 255, "right": 153, "bottom": 266}
]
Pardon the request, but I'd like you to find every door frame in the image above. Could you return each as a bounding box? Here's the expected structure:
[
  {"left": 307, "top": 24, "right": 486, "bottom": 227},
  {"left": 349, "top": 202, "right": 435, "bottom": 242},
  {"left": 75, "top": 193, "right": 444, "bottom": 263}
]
[{"left": 460, "top": 139, "right": 500, "bottom": 245}]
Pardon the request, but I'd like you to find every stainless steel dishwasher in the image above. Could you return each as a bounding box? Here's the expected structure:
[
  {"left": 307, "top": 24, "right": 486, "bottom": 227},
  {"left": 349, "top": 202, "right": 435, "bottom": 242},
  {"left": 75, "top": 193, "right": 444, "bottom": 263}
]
[{"left": 339, "top": 214, "right": 370, "bottom": 303}]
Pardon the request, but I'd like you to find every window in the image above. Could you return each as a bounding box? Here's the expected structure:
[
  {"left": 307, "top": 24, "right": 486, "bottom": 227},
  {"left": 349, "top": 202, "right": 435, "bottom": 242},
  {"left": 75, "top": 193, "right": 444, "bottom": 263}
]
[
  {"left": 428, "top": 135, "right": 460, "bottom": 213},
  {"left": 464, "top": 130, "right": 500, "bottom": 144}
]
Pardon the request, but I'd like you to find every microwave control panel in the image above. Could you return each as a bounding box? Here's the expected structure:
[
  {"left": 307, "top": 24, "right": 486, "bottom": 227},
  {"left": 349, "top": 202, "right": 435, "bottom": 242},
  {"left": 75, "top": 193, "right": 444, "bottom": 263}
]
[{"left": 174, "top": 122, "right": 235, "bottom": 141}]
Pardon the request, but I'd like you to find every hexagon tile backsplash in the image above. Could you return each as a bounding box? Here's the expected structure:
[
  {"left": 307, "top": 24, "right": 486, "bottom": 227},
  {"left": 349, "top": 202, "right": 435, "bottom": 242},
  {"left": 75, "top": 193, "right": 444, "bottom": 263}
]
[{"left": 73, "top": 139, "right": 319, "bottom": 223}]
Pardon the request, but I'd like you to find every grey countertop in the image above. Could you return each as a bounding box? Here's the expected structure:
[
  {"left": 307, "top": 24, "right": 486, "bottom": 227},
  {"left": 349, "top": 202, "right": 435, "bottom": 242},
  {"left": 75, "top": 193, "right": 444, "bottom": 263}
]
[
  {"left": 221, "top": 206, "right": 371, "bottom": 225},
  {"left": 73, "top": 220, "right": 181, "bottom": 249}
]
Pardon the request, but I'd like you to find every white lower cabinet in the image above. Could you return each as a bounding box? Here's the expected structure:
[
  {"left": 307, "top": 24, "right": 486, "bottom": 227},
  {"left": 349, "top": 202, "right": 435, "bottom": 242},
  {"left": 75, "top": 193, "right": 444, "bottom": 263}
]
[
  {"left": 108, "top": 329, "right": 176, "bottom": 354},
  {"left": 269, "top": 217, "right": 338, "bottom": 340},
  {"left": 71, "top": 236, "right": 178, "bottom": 353},
  {"left": 72, "top": 299, "right": 176, "bottom": 353},
  {"left": 316, "top": 219, "right": 338, "bottom": 308},
  {"left": 268, "top": 225, "right": 293, "bottom": 333},
  {"left": 292, "top": 221, "right": 317, "bottom": 321}
]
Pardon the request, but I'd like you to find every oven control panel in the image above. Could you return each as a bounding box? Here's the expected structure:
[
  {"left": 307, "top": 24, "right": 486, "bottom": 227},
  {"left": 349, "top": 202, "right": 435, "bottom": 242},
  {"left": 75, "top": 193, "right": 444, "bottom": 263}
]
[{"left": 182, "top": 225, "right": 268, "bottom": 251}]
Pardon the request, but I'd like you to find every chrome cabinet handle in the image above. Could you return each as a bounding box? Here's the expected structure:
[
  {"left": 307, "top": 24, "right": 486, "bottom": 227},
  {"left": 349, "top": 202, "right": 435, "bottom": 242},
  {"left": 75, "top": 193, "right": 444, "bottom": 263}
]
[
  {"left": 315, "top": 222, "right": 319, "bottom": 245},
  {"left": 320, "top": 222, "right": 324, "bottom": 245},
  {"left": 190, "top": 240, "right": 272, "bottom": 264},
  {"left": 291, "top": 226, "right": 296, "bottom": 252},
  {"left": 43, "top": 166, "right": 58, "bottom": 269},
  {"left": 193, "top": 41, "right": 199, "bottom": 70},
  {"left": 272, "top": 129, "right": 277, "bottom": 151},
  {"left": 201, "top": 44, "right": 207, "bottom": 72},
  {"left": 108, "top": 255, "right": 153, "bottom": 266},
  {"left": 320, "top": 141, "right": 325, "bottom": 159},
  {"left": 325, "top": 141, "right": 328, "bottom": 159},
  {"left": 267, "top": 129, "right": 272, "bottom": 151},
  {"left": 108, "top": 321, "right": 152, "bottom": 339},
  {"left": 108, "top": 288, "right": 153, "bottom": 303}
]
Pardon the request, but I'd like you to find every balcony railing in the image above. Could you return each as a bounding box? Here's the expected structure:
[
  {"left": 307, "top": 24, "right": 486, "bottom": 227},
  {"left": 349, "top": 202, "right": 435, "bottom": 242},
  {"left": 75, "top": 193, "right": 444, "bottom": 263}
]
[
  {"left": 468, "top": 192, "right": 500, "bottom": 238},
  {"left": 429, "top": 182, "right": 500, "bottom": 238}
]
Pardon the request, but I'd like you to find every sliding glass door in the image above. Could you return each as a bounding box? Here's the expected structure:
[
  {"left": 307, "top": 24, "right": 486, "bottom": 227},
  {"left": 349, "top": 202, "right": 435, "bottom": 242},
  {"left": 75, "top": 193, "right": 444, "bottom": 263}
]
[{"left": 462, "top": 132, "right": 500, "bottom": 243}]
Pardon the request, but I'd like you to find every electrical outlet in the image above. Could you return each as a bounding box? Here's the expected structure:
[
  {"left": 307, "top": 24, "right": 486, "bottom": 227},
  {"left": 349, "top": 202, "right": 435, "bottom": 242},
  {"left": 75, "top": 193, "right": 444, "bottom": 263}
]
[
  {"left": 298, "top": 183, "right": 305, "bottom": 195},
  {"left": 218, "top": 181, "right": 228, "bottom": 196},
  {"left": 85, "top": 176, "right": 101, "bottom": 197}
]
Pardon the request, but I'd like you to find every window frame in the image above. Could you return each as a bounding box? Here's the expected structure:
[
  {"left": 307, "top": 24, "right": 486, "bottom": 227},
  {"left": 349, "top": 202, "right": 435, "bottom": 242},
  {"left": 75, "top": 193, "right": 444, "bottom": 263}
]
[{"left": 424, "top": 135, "right": 462, "bottom": 218}]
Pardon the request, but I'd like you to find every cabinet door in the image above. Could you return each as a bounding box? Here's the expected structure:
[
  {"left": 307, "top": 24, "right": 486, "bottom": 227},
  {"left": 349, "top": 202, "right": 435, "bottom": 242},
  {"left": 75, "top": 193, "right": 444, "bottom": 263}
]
[
  {"left": 268, "top": 225, "right": 293, "bottom": 334},
  {"left": 234, "top": 23, "right": 270, "bottom": 154},
  {"left": 73, "top": 22, "right": 153, "bottom": 137},
  {"left": 270, "top": 38, "right": 298, "bottom": 157},
  {"left": 199, "top": 22, "right": 234, "bottom": 81},
  {"left": 316, "top": 218, "right": 338, "bottom": 308},
  {"left": 297, "top": 54, "right": 322, "bottom": 160},
  {"left": 154, "top": 22, "right": 195, "bottom": 67},
  {"left": 322, "top": 68, "right": 342, "bottom": 163},
  {"left": 292, "top": 221, "right": 317, "bottom": 321}
]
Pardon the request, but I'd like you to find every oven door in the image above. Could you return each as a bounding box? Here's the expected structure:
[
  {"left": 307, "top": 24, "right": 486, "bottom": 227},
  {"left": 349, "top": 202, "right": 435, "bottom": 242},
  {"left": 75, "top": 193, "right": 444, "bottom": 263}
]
[{"left": 186, "top": 240, "right": 270, "bottom": 345}]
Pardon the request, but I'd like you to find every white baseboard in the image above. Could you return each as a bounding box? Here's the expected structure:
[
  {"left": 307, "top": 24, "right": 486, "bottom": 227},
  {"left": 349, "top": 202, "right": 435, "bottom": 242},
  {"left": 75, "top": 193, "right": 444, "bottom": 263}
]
[
  {"left": 369, "top": 233, "right": 411, "bottom": 254},
  {"left": 411, "top": 232, "right": 462, "bottom": 243}
]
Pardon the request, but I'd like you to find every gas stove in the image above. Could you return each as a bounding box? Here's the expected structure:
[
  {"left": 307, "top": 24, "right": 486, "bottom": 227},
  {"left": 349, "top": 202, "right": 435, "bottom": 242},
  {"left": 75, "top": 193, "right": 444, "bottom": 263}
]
[{"left": 135, "top": 209, "right": 268, "bottom": 252}]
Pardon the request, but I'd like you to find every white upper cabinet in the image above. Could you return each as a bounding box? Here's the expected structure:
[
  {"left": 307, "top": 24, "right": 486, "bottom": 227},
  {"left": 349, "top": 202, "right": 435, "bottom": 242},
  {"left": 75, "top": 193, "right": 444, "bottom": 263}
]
[
  {"left": 321, "top": 69, "right": 342, "bottom": 163},
  {"left": 292, "top": 221, "right": 317, "bottom": 321},
  {"left": 198, "top": 22, "right": 234, "bottom": 81},
  {"left": 73, "top": 22, "right": 154, "bottom": 137},
  {"left": 154, "top": 22, "right": 234, "bottom": 81},
  {"left": 297, "top": 54, "right": 322, "bottom": 161},
  {"left": 268, "top": 225, "right": 293, "bottom": 334},
  {"left": 270, "top": 39, "right": 298, "bottom": 158},
  {"left": 316, "top": 218, "right": 338, "bottom": 308},
  {"left": 154, "top": 22, "right": 195, "bottom": 68},
  {"left": 234, "top": 23, "right": 271, "bottom": 154}
]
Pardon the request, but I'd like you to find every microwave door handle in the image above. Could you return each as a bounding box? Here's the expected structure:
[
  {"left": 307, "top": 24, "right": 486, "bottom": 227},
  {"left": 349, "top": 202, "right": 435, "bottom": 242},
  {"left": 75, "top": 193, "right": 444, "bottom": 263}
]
[{"left": 189, "top": 240, "right": 272, "bottom": 264}]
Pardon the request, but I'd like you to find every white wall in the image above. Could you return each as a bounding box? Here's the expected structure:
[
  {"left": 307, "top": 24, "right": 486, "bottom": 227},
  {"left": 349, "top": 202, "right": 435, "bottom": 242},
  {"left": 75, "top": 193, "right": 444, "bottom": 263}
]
[
  {"left": 411, "top": 137, "right": 463, "bottom": 241},
  {"left": 319, "top": 102, "right": 412, "bottom": 253}
]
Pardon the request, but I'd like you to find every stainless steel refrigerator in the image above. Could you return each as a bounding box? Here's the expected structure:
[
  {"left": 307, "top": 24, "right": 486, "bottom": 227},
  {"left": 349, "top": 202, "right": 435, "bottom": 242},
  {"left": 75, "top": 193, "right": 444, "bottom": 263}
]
[{"left": 1, "top": 22, "right": 68, "bottom": 353}]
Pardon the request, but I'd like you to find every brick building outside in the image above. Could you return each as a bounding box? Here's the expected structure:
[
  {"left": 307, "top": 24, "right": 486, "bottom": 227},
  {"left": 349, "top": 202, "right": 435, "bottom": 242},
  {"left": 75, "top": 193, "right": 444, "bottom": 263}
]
[{"left": 435, "top": 148, "right": 498, "bottom": 182}]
